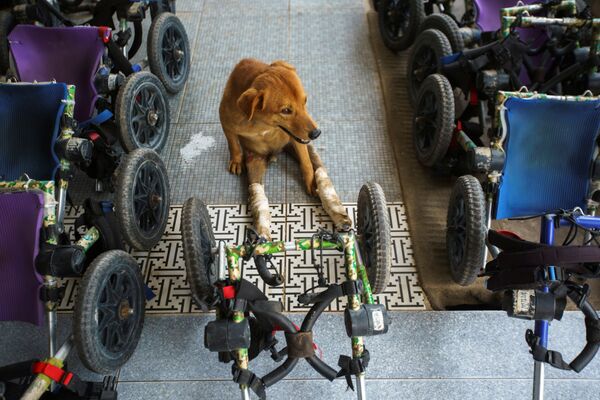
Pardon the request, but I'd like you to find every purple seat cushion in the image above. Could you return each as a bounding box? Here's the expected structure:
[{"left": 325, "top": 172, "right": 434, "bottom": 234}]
[
  {"left": 8, "top": 25, "right": 104, "bottom": 122},
  {"left": 474, "top": 0, "right": 542, "bottom": 32},
  {"left": 0, "top": 191, "right": 45, "bottom": 326}
]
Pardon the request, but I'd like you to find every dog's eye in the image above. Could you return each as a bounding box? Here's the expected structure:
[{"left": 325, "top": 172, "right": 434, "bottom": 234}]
[{"left": 281, "top": 107, "right": 292, "bottom": 115}]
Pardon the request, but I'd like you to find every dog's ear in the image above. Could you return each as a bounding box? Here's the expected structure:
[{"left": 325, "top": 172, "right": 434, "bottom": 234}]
[
  {"left": 270, "top": 60, "right": 296, "bottom": 71},
  {"left": 237, "top": 88, "right": 266, "bottom": 121}
]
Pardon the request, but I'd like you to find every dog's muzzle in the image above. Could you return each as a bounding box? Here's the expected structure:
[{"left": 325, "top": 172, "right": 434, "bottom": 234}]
[
  {"left": 278, "top": 125, "right": 312, "bottom": 145},
  {"left": 309, "top": 129, "right": 321, "bottom": 140}
]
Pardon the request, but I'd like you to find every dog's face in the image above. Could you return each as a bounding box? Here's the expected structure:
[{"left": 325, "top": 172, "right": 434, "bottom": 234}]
[{"left": 237, "top": 61, "right": 320, "bottom": 144}]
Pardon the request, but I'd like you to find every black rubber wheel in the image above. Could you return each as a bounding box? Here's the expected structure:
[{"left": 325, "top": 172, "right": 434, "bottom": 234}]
[
  {"left": 73, "top": 250, "right": 145, "bottom": 374},
  {"left": 420, "top": 13, "right": 464, "bottom": 53},
  {"left": 357, "top": 182, "right": 392, "bottom": 294},
  {"left": 182, "top": 197, "right": 217, "bottom": 309},
  {"left": 378, "top": 0, "right": 425, "bottom": 53},
  {"left": 0, "top": 11, "right": 15, "bottom": 76},
  {"left": 148, "top": 12, "right": 190, "bottom": 94},
  {"left": 115, "top": 71, "right": 170, "bottom": 152},
  {"left": 407, "top": 28, "right": 452, "bottom": 107},
  {"left": 412, "top": 73, "right": 455, "bottom": 167},
  {"left": 115, "top": 148, "right": 170, "bottom": 251},
  {"left": 150, "top": 0, "right": 174, "bottom": 19},
  {"left": 446, "top": 175, "right": 487, "bottom": 286}
]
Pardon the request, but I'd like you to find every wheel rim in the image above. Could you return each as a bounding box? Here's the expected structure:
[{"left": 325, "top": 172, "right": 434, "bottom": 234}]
[
  {"left": 412, "top": 45, "right": 438, "bottom": 89},
  {"left": 132, "top": 160, "right": 168, "bottom": 239},
  {"left": 96, "top": 268, "right": 141, "bottom": 355},
  {"left": 447, "top": 194, "right": 466, "bottom": 268},
  {"left": 414, "top": 90, "right": 438, "bottom": 155},
  {"left": 161, "top": 25, "right": 187, "bottom": 84},
  {"left": 130, "top": 83, "right": 167, "bottom": 149},
  {"left": 382, "top": 0, "right": 411, "bottom": 41}
]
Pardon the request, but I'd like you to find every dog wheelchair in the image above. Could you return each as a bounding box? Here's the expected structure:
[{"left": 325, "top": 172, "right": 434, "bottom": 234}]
[
  {"left": 181, "top": 182, "right": 392, "bottom": 400},
  {"left": 410, "top": 1, "right": 598, "bottom": 170},
  {"left": 405, "top": 0, "right": 584, "bottom": 106},
  {"left": 0, "top": 82, "right": 170, "bottom": 399},
  {"left": 0, "top": 0, "right": 190, "bottom": 94},
  {"left": 445, "top": 90, "right": 600, "bottom": 399},
  {"left": 6, "top": 22, "right": 172, "bottom": 199}
]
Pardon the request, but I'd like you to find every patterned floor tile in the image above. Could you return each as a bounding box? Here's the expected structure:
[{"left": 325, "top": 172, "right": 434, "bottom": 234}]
[{"left": 56, "top": 202, "right": 424, "bottom": 313}]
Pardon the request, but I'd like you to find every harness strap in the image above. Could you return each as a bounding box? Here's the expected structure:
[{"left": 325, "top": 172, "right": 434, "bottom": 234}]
[
  {"left": 299, "top": 280, "right": 363, "bottom": 305},
  {"left": 232, "top": 365, "right": 266, "bottom": 400},
  {"left": 525, "top": 284, "right": 600, "bottom": 372},
  {"left": 336, "top": 350, "right": 370, "bottom": 391}
]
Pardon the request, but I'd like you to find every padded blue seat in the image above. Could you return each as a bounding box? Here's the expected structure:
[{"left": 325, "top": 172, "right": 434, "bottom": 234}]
[
  {"left": 0, "top": 83, "right": 67, "bottom": 181},
  {"left": 495, "top": 96, "right": 600, "bottom": 219}
]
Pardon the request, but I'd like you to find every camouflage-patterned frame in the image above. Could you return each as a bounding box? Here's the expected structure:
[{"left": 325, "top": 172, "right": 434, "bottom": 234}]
[
  {"left": 0, "top": 84, "right": 101, "bottom": 370},
  {"left": 224, "top": 230, "right": 375, "bottom": 393}
]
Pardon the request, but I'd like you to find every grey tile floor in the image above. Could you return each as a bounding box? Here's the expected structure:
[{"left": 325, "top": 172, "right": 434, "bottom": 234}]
[{"left": 2, "top": 312, "right": 599, "bottom": 399}]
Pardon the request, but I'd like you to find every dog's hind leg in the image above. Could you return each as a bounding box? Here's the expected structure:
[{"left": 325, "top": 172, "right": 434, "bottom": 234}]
[
  {"left": 307, "top": 144, "right": 352, "bottom": 231},
  {"left": 247, "top": 155, "right": 271, "bottom": 240}
]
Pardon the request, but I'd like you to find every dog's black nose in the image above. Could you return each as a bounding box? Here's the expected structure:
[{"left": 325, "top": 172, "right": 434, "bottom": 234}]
[{"left": 308, "top": 129, "right": 321, "bottom": 140}]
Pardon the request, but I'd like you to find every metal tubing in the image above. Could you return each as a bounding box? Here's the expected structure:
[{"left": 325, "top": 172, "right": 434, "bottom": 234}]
[
  {"left": 21, "top": 337, "right": 73, "bottom": 400},
  {"left": 532, "top": 216, "right": 555, "bottom": 400},
  {"left": 56, "top": 183, "right": 67, "bottom": 233},
  {"left": 240, "top": 387, "right": 250, "bottom": 400},
  {"left": 559, "top": 215, "right": 600, "bottom": 230},
  {"left": 356, "top": 373, "right": 367, "bottom": 400}
]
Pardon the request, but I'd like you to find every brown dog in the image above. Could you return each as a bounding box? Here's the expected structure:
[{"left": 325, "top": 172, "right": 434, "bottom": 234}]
[{"left": 219, "top": 58, "right": 321, "bottom": 196}]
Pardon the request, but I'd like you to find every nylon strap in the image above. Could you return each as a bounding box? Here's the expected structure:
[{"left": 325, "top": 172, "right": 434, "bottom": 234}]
[
  {"left": 336, "top": 350, "right": 370, "bottom": 391},
  {"left": 232, "top": 365, "right": 266, "bottom": 400},
  {"left": 299, "top": 280, "right": 363, "bottom": 305}
]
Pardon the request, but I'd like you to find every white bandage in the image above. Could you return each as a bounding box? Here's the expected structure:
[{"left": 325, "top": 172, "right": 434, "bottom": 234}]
[
  {"left": 314, "top": 167, "right": 352, "bottom": 230},
  {"left": 249, "top": 183, "right": 271, "bottom": 240}
]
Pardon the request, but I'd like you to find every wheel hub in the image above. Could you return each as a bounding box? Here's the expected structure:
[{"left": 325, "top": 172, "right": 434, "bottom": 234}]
[
  {"left": 174, "top": 49, "right": 184, "bottom": 61},
  {"left": 118, "top": 299, "right": 133, "bottom": 321},
  {"left": 149, "top": 193, "right": 162, "bottom": 209},
  {"left": 147, "top": 110, "right": 159, "bottom": 126}
]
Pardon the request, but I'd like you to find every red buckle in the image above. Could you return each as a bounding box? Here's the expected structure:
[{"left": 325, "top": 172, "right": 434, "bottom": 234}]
[
  {"left": 222, "top": 285, "right": 236, "bottom": 299},
  {"left": 455, "top": 120, "right": 463, "bottom": 132},
  {"left": 497, "top": 230, "right": 524, "bottom": 240},
  {"left": 469, "top": 86, "right": 478, "bottom": 105},
  {"left": 88, "top": 131, "right": 100, "bottom": 142},
  {"left": 98, "top": 26, "right": 112, "bottom": 44},
  {"left": 32, "top": 361, "right": 65, "bottom": 383}
]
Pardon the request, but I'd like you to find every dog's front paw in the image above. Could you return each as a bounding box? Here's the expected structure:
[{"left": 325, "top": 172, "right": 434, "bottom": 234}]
[
  {"left": 228, "top": 159, "right": 243, "bottom": 175},
  {"left": 305, "top": 175, "right": 318, "bottom": 197}
]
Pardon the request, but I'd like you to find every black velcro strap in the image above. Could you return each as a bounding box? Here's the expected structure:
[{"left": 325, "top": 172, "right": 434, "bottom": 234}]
[
  {"left": 300, "top": 281, "right": 363, "bottom": 304},
  {"left": 232, "top": 366, "right": 266, "bottom": 400},
  {"left": 527, "top": 330, "right": 572, "bottom": 371},
  {"left": 237, "top": 279, "right": 269, "bottom": 302},
  {"left": 586, "top": 317, "right": 600, "bottom": 344},
  {"left": 336, "top": 350, "right": 370, "bottom": 391},
  {"left": 284, "top": 331, "right": 315, "bottom": 359}
]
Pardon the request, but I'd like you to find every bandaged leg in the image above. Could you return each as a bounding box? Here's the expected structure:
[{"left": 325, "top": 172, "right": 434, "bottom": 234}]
[
  {"left": 249, "top": 183, "right": 271, "bottom": 240},
  {"left": 308, "top": 145, "right": 352, "bottom": 231}
]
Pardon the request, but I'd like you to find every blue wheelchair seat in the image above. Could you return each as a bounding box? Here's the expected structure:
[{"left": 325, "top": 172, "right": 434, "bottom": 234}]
[
  {"left": 0, "top": 83, "right": 67, "bottom": 181},
  {"left": 495, "top": 96, "right": 600, "bottom": 219}
]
